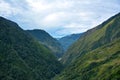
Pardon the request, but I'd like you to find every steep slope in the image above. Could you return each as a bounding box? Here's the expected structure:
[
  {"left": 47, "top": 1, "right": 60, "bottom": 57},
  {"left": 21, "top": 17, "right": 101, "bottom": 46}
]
[
  {"left": 54, "top": 13, "right": 120, "bottom": 80},
  {"left": 61, "top": 13, "right": 120, "bottom": 65},
  {"left": 58, "top": 33, "right": 83, "bottom": 51},
  {"left": 27, "top": 29, "right": 63, "bottom": 58},
  {"left": 0, "top": 17, "right": 63, "bottom": 80},
  {"left": 54, "top": 38, "right": 120, "bottom": 80}
]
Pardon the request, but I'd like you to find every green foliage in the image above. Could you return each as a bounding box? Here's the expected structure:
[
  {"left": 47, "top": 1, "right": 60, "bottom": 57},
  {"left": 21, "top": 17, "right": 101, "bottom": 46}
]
[
  {"left": 0, "top": 17, "right": 63, "bottom": 80},
  {"left": 27, "top": 29, "right": 64, "bottom": 58}
]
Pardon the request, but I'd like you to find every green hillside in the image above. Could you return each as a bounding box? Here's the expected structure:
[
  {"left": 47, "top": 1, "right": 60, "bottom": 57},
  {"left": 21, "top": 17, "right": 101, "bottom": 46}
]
[
  {"left": 0, "top": 17, "right": 63, "bottom": 80},
  {"left": 27, "top": 29, "right": 63, "bottom": 58},
  {"left": 61, "top": 13, "right": 120, "bottom": 65},
  {"left": 54, "top": 38, "right": 120, "bottom": 80},
  {"left": 54, "top": 13, "right": 120, "bottom": 80}
]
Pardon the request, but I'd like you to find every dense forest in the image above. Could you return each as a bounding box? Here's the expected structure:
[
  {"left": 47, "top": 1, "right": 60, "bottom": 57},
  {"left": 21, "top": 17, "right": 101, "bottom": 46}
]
[{"left": 0, "top": 17, "right": 63, "bottom": 80}]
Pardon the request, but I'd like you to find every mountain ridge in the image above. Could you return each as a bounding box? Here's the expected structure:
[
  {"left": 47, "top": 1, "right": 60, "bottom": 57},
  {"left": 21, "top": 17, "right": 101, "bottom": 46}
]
[
  {"left": 54, "top": 12, "right": 120, "bottom": 80},
  {"left": 27, "top": 29, "right": 64, "bottom": 58},
  {"left": 58, "top": 33, "right": 83, "bottom": 51},
  {"left": 54, "top": 38, "right": 120, "bottom": 80},
  {"left": 0, "top": 16, "right": 63, "bottom": 80},
  {"left": 61, "top": 12, "right": 120, "bottom": 65}
]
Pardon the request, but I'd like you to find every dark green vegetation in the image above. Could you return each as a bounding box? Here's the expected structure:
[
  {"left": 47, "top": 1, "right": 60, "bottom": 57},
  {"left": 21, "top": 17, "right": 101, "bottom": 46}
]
[
  {"left": 0, "top": 17, "right": 63, "bottom": 80},
  {"left": 27, "top": 29, "right": 63, "bottom": 58},
  {"left": 54, "top": 13, "right": 120, "bottom": 80},
  {"left": 58, "top": 33, "right": 82, "bottom": 51}
]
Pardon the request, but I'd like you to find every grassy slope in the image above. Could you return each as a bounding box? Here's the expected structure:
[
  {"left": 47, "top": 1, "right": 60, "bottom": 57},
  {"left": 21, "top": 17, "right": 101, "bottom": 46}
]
[
  {"left": 0, "top": 17, "right": 63, "bottom": 80},
  {"left": 61, "top": 13, "right": 120, "bottom": 65},
  {"left": 54, "top": 13, "right": 120, "bottom": 80},
  {"left": 54, "top": 38, "right": 120, "bottom": 80}
]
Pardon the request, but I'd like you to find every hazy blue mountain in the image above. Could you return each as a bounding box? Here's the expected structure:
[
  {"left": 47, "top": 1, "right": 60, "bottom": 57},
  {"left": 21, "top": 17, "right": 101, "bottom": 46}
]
[{"left": 58, "top": 33, "right": 83, "bottom": 51}]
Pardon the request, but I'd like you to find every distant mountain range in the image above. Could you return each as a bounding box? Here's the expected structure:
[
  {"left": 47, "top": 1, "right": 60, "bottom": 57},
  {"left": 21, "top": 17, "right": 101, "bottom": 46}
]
[
  {"left": 27, "top": 29, "right": 64, "bottom": 58},
  {"left": 54, "top": 13, "right": 120, "bottom": 80},
  {"left": 0, "top": 12, "right": 120, "bottom": 80},
  {"left": 58, "top": 33, "right": 83, "bottom": 51},
  {"left": 0, "top": 17, "right": 63, "bottom": 80}
]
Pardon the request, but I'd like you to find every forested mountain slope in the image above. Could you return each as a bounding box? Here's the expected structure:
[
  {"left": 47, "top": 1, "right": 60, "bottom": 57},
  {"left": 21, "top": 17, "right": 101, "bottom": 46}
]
[
  {"left": 0, "top": 17, "right": 63, "bottom": 80},
  {"left": 27, "top": 29, "right": 63, "bottom": 58}
]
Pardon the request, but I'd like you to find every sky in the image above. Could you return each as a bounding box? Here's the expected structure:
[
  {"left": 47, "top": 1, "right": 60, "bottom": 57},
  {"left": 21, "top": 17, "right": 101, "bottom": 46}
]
[{"left": 0, "top": 0, "right": 120, "bottom": 38}]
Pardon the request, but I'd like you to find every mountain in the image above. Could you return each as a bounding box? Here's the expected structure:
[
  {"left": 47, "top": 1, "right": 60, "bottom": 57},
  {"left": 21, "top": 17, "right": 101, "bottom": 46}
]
[
  {"left": 54, "top": 13, "right": 120, "bottom": 80},
  {"left": 27, "top": 29, "right": 63, "bottom": 58},
  {"left": 61, "top": 13, "right": 120, "bottom": 65},
  {"left": 54, "top": 39, "right": 120, "bottom": 80},
  {"left": 58, "top": 33, "right": 83, "bottom": 51},
  {"left": 0, "top": 17, "right": 63, "bottom": 80}
]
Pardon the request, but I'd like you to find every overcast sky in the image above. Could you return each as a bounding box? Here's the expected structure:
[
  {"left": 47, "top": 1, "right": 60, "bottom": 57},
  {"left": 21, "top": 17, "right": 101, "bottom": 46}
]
[{"left": 0, "top": 0, "right": 120, "bottom": 38}]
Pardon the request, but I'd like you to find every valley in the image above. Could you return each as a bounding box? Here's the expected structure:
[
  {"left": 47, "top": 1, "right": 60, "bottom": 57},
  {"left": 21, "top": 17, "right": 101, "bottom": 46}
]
[{"left": 0, "top": 13, "right": 120, "bottom": 80}]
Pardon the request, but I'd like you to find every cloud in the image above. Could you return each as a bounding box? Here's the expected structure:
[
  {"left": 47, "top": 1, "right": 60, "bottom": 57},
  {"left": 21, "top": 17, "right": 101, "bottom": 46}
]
[
  {"left": 0, "top": 0, "right": 21, "bottom": 17},
  {"left": 0, "top": 0, "right": 120, "bottom": 37}
]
